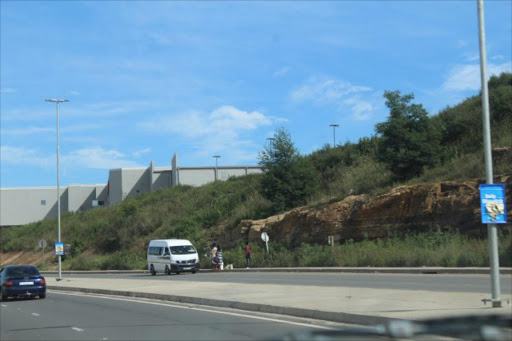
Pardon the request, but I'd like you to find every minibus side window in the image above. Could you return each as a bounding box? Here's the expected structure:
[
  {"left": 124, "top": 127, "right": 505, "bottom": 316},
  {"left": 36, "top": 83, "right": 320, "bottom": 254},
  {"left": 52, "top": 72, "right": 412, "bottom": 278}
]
[{"left": 149, "top": 246, "right": 163, "bottom": 256}]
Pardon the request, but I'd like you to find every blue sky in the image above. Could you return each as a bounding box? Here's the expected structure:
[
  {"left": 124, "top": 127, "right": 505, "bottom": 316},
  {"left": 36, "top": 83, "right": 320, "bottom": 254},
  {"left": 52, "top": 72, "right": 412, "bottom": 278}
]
[{"left": 1, "top": 0, "right": 511, "bottom": 188}]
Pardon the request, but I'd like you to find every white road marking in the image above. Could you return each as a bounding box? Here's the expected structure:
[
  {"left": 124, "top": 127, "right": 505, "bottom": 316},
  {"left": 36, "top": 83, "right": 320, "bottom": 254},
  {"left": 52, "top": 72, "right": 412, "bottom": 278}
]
[
  {"left": 71, "top": 327, "right": 84, "bottom": 332},
  {"left": 51, "top": 290, "right": 335, "bottom": 330},
  {"left": 1, "top": 304, "right": 7, "bottom": 307},
  {"left": 32, "top": 313, "right": 40, "bottom": 316}
]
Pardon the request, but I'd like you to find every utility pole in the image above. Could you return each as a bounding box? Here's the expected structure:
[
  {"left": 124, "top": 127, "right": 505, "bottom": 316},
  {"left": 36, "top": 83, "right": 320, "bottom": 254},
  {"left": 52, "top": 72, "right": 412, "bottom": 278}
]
[
  {"left": 329, "top": 124, "right": 339, "bottom": 147},
  {"left": 266, "top": 137, "right": 275, "bottom": 149},
  {"left": 213, "top": 155, "right": 220, "bottom": 181},
  {"left": 476, "top": 0, "right": 502, "bottom": 308},
  {"left": 45, "top": 98, "right": 68, "bottom": 281}
]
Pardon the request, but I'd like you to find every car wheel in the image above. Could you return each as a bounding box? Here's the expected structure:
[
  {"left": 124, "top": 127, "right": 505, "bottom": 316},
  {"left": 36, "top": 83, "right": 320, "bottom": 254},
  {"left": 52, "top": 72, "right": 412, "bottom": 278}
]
[
  {"left": 165, "top": 265, "right": 171, "bottom": 275},
  {"left": 1, "top": 293, "right": 7, "bottom": 301},
  {"left": 191, "top": 270, "right": 196, "bottom": 274},
  {"left": 39, "top": 294, "right": 46, "bottom": 299},
  {"left": 150, "top": 264, "right": 156, "bottom": 276}
]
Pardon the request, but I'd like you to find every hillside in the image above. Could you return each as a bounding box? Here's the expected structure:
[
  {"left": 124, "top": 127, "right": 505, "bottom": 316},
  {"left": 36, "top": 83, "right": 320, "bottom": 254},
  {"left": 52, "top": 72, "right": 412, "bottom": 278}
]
[{"left": 1, "top": 73, "right": 511, "bottom": 270}]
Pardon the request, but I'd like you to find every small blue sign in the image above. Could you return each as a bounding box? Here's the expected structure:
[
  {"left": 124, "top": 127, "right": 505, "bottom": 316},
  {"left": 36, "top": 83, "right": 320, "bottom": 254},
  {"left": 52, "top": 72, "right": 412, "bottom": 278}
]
[
  {"left": 55, "top": 242, "right": 64, "bottom": 256},
  {"left": 480, "top": 184, "right": 507, "bottom": 224}
]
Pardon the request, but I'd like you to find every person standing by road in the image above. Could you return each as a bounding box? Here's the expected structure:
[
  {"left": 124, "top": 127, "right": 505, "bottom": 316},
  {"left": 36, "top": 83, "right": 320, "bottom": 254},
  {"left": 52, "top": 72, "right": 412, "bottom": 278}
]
[
  {"left": 216, "top": 245, "right": 224, "bottom": 270},
  {"left": 211, "top": 243, "right": 218, "bottom": 270},
  {"left": 245, "top": 242, "right": 251, "bottom": 269}
]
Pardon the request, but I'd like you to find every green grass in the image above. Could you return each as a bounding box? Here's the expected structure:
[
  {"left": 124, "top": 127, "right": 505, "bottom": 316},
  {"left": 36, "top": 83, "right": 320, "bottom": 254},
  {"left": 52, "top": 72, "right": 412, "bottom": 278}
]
[{"left": 207, "top": 230, "right": 512, "bottom": 269}]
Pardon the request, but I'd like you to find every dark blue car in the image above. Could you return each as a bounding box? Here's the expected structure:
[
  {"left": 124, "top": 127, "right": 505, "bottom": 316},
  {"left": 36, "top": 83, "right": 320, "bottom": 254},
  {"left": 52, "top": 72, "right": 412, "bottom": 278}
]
[{"left": 0, "top": 265, "right": 46, "bottom": 300}]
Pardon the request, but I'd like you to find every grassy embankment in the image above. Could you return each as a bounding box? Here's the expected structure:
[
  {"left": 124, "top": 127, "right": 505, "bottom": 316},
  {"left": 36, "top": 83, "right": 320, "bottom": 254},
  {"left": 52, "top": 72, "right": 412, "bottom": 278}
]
[{"left": 1, "top": 73, "right": 511, "bottom": 270}]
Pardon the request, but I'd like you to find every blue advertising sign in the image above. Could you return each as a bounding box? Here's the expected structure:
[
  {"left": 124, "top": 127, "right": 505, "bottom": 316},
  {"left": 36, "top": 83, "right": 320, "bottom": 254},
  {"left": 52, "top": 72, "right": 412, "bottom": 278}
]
[
  {"left": 480, "top": 184, "right": 507, "bottom": 224},
  {"left": 55, "top": 242, "right": 64, "bottom": 256}
]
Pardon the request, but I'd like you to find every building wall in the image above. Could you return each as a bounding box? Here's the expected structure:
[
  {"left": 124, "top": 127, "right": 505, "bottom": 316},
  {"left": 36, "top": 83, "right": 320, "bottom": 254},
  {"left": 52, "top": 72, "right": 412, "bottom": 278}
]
[
  {"left": 246, "top": 167, "right": 263, "bottom": 175},
  {"left": 108, "top": 169, "right": 123, "bottom": 206},
  {"left": 217, "top": 167, "right": 254, "bottom": 180},
  {"left": 0, "top": 187, "right": 65, "bottom": 226},
  {"left": 179, "top": 168, "right": 216, "bottom": 186},
  {"left": 152, "top": 167, "right": 172, "bottom": 190},
  {"left": 96, "top": 185, "right": 108, "bottom": 204},
  {"left": 1, "top": 158, "right": 262, "bottom": 226},
  {"left": 177, "top": 166, "right": 262, "bottom": 186},
  {"left": 67, "top": 185, "right": 107, "bottom": 212},
  {"left": 121, "top": 168, "right": 151, "bottom": 201},
  {"left": 67, "top": 186, "right": 94, "bottom": 212}
]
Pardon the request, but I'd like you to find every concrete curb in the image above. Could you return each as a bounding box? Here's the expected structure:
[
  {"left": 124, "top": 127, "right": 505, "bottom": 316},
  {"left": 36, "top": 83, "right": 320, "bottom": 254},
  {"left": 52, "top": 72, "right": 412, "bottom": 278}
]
[
  {"left": 42, "top": 267, "right": 512, "bottom": 275},
  {"left": 47, "top": 285, "right": 399, "bottom": 326}
]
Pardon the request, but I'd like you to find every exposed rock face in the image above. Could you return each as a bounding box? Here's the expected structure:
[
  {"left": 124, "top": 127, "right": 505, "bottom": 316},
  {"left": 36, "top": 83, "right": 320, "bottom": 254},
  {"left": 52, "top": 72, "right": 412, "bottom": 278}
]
[{"left": 237, "top": 174, "right": 511, "bottom": 248}]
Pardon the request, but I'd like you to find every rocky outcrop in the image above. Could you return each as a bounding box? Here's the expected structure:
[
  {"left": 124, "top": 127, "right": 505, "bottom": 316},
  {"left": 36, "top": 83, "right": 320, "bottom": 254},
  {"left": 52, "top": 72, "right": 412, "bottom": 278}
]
[{"left": 236, "top": 175, "right": 511, "bottom": 248}]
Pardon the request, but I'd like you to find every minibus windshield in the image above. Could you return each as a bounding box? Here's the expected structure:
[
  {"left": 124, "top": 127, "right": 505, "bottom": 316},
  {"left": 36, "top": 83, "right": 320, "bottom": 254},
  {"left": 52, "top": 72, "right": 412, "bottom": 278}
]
[{"left": 170, "top": 245, "right": 197, "bottom": 255}]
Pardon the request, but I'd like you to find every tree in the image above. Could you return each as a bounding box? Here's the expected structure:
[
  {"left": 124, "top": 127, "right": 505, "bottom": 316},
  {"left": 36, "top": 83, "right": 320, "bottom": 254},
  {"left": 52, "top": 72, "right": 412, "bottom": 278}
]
[
  {"left": 258, "top": 128, "right": 316, "bottom": 212},
  {"left": 375, "top": 90, "right": 441, "bottom": 180}
]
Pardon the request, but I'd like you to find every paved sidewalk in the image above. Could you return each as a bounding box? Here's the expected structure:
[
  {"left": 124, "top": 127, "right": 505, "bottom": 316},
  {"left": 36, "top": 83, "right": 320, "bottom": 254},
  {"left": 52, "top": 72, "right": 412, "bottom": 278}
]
[{"left": 46, "top": 273, "right": 512, "bottom": 325}]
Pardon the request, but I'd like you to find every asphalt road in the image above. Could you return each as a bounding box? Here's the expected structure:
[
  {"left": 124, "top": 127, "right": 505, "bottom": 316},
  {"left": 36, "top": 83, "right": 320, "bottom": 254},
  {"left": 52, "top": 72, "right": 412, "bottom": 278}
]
[
  {"left": 54, "top": 272, "right": 512, "bottom": 294},
  {"left": 0, "top": 291, "right": 338, "bottom": 341}
]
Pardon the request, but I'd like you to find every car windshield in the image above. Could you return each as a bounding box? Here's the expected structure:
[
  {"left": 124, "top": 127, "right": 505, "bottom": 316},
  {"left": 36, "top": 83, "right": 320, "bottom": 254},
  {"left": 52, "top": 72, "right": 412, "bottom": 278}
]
[
  {"left": 170, "top": 245, "right": 196, "bottom": 255},
  {"left": 6, "top": 266, "right": 40, "bottom": 277}
]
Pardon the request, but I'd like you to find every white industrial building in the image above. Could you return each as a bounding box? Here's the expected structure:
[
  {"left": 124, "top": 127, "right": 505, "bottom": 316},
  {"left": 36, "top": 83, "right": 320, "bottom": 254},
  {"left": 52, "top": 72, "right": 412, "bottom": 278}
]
[{"left": 0, "top": 154, "right": 262, "bottom": 227}]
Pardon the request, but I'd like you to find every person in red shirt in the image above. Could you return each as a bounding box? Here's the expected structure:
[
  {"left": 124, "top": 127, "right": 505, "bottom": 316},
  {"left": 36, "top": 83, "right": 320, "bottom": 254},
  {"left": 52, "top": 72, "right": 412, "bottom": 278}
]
[{"left": 245, "top": 242, "right": 251, "bottom": 269}]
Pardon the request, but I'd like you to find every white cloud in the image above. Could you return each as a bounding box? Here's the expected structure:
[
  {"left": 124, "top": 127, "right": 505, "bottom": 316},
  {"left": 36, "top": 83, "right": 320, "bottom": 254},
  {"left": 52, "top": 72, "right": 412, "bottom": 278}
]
[
  {"left": 0, "top": 88, "right": 16, "bottom": 94},
  {"left": 290, "top": 77, "right": 376, "bottom": 121},
  {"left": 0, "top": 145, "right": 142, "bottom": 171},
  {"left": 343, "top": 98, "right": 374, "bottom": 121},
  {"left": 457, "top": 40, "right": 468, "bottom": 48},
  {"left": 139, "top": 105, "right": 282, "bottom": 164},
  {"left": 491, "top": 55, "right": 505, "bottom": 61},
  {"left": 1, "top": 101, "right": 157, "bottom": 124},
  {"left": 63, "top": 147, "right": 142, "bottom": 170},
  {"left": 133, "top": 148, "right": 151, "bottom": 158},
  {"left": 0, "top": 124, "right": 102, "bottom": 136},
  {"left": 273, "top": 66, "right": 290, "bottom": 78},
  {"left": 69, "top": 90, "right": 81, "bottom": 96},
  {"left": 442, "top": 61, "right": 512, "bottom": 91},
  {"left": 211, "top": 105, "right": 272, "bottom": 130},
  {"left": 462, "top": 52, "right": 480, "bottom": 62},
  {"left": 291, "top": 77, "right": 371, "bottom": 103},
  {"left": 0, "top": 146, "right": 53, "bottom": 168},
  {"left": 1, "top": 127, "right": 54, "bottom": 136},
  {"left": 141, "top": 105, "right": 276, "bottom": 137}
]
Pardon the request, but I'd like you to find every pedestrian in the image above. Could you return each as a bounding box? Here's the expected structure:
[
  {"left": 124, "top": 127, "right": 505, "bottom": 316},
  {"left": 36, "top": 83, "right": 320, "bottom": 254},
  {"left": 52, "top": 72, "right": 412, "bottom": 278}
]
[
  {"left": 211, "top": 243, "right": 218, "bottom": 270},
  {"left": 245, "top": 241, "right": 251, "bottom": 269},
  {"left": 216, "top": 245, "right": 223, "bottom": 270}
]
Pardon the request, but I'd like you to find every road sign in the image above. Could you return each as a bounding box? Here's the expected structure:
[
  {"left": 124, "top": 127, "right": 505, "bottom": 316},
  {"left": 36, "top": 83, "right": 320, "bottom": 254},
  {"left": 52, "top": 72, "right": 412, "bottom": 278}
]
[
  {"left": 261, "top": 232, "right": 269, "bottom": 242},
  {"left": 261, "top": 232, "right": 269, "bottom": 253},
  {"left": 55, "top": 242, "right": 64, "bottom": 256},
  {"left": 38, "top": 239, "right": 47, "bottom": 248},
  {"left": 480, "top": 184, "right": 507, "bottom": 224}
]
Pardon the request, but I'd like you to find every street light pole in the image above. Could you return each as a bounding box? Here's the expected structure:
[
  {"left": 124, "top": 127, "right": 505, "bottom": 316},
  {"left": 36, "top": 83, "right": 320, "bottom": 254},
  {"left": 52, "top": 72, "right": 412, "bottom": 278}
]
[
  {"left": 476, "top": 0, "right": 502, "bottom": 308},
  {"left": 266, "top": 137, "right": 275, "bottom": 149},
  {"left": 329, "top": 124, "right": 339, "bottom": 147},
  {"left": 213, "top": 155, "right": 220, "bottom": 181},
  {"left": 45, "top": 98, "right": 68, "bottom": 281}
]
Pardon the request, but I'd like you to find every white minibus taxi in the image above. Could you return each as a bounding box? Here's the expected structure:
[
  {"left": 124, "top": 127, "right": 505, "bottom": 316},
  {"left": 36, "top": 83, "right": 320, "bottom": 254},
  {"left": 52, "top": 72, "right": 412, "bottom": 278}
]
[{"left": 147, "top": 239, "right": 200, "bottom": 275}]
